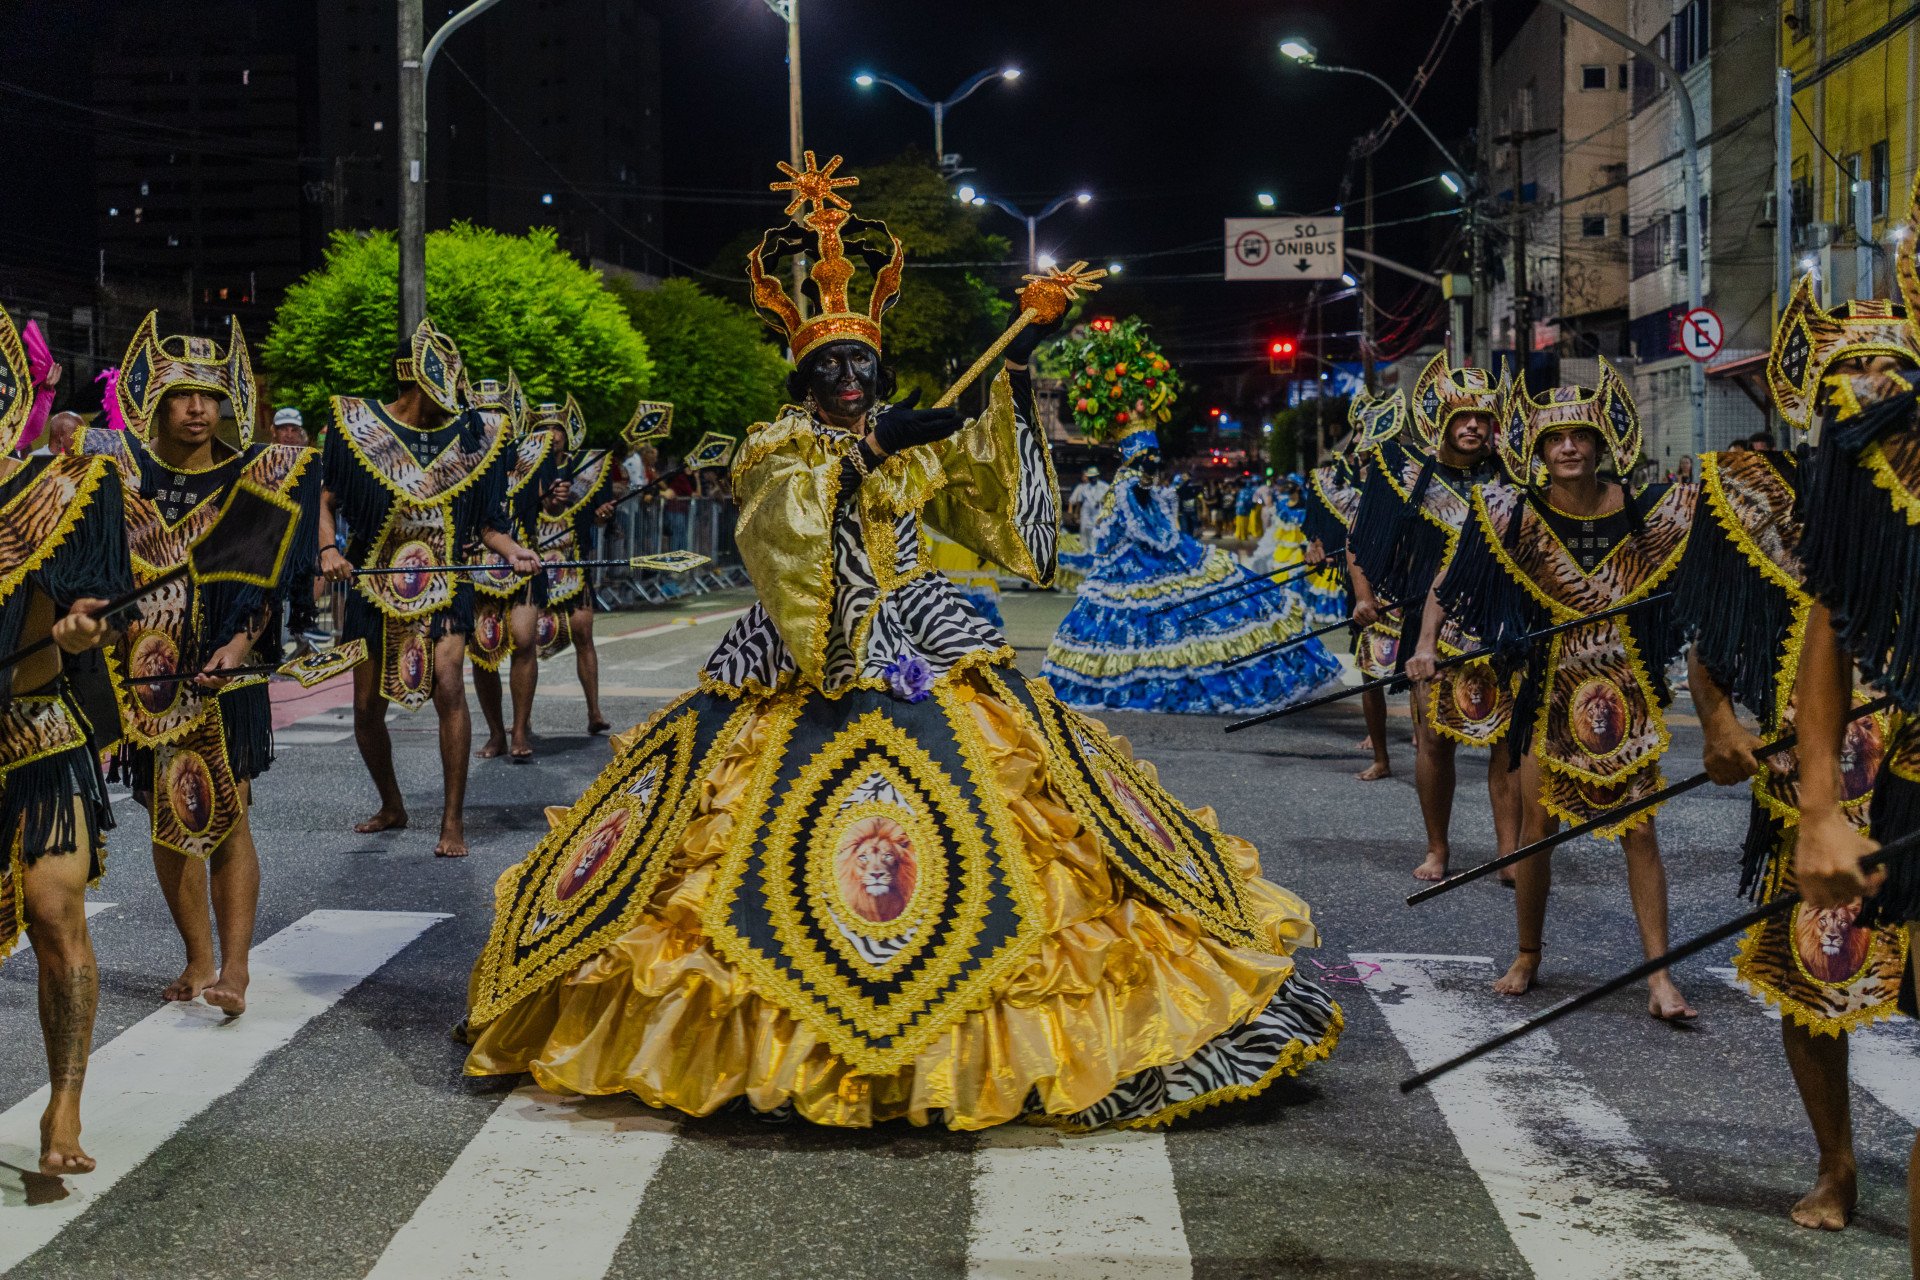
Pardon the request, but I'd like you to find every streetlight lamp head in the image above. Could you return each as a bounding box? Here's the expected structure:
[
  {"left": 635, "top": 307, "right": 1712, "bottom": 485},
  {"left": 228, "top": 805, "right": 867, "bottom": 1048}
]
[
  {"left": 1075, "top": 191, "right": 1092, "bottom": 205},
  {"left": 1341, "top": 272, "right": 1357, "bottom": 287},
  {"left": 1438, "top": 171, "right": 1462, "bottom": 195},
  {"left": 972, "top": 196, "right": 987, "bottom": 207},
  {"left": 541, "top": 193, "right": 554, "bottom": 205},
  {"left": 1001, "top": 67, "right": 1021, "bottom": 80},
  {"left": 1279, "top": 39, "right": 1317, "bottom": 64},
  {"left": 854, "top": 73, "right": 875, "bottom": 87},
  {"left": 1800, "top": 255, "right": 1819, "bottom": 272},
  {"left": 957, "top": 185, "right": 977, "bottom": 203},
  {"left": 1037, "top": 253, "right": 1058, "bottom": 271},
  {"left": 1107, "top": 261, "right": 1123, "bottom": 274},
  {"left": 1256, "top": 191, "right": 1277, "bottom": 209}
]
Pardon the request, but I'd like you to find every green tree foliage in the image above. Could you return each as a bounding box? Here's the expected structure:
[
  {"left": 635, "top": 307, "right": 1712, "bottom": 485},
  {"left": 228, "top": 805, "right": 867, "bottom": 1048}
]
[
  {"left": 262, "top": 225, "right": 653, "bottom": 443},
  {"left": 604, "top": 277, "right": 789, "bottom": 449}
]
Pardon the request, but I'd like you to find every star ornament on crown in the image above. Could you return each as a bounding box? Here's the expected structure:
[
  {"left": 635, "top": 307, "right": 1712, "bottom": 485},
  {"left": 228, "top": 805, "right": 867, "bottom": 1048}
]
[
  {"left": 1017, "top": 261, "right": 1108, "bottom": 326},
  {"left": 747, "top": 151, "right": 906, "bottom": 361}
]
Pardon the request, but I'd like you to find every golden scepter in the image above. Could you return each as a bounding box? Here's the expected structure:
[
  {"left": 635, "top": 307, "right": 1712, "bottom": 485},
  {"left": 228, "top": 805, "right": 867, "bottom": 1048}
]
[{"left": 932, "top": 261, "right": 1108, "bottom": 408}]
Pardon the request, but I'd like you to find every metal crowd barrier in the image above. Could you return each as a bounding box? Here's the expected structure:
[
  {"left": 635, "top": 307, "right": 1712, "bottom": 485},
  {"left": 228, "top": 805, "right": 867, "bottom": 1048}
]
[{"left": 315, "top": 496, "right": 749, "bottom": 641}]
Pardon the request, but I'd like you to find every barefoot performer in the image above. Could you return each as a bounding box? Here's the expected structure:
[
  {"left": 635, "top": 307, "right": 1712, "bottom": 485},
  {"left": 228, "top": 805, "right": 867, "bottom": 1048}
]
[
  {"left": 0, "top": 303, "right": 132, "bottom": 1175},
  {"left": 1304, "top": 390, "right": 1405, "bottom": 782},
  {"left": 317, "top": 320, "right": 539, "bottom": 856},
  {"left": 1790, "top": 207, "right": 1920, "bottom": 1269},
  {"left": 81, "top": 313, "right": 318, "bottom": 1017},
  {"left": 1439, "top": 361, "right": 1697, "bottom": 1018},
  {"left": 1349, "top": 354, "right": 1519, "bottom": 881},
  {"left": 468, "top": 377, "right": 559, "bottom": 763},
  {"left": 1674, "top": 281, "right": 1914, "bottom": 1231},
  {"left": 528, "top": 395, "right": 621, "bottom": 736}
]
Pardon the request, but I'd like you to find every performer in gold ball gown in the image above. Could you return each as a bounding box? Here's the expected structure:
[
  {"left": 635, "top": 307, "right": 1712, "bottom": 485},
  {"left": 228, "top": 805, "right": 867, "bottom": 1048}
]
[{"left": 462, "top": 153, "right": 1341, "bottom": 1130}]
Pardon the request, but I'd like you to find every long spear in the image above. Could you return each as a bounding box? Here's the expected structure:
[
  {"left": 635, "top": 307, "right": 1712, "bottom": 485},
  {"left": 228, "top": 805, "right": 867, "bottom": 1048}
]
[
  {"left": 1400, "top": 831, "right": 1920, "bottom": 1094},
  {"left": 1405, "top": 694, "right": 1896, "bottom": 905},
  {"left": 353, "top": 552, "right": 710, "bottom": 578},
  {"left": 1222, "top": 592, "right": 1673, "bottom": 734},
  {"left": 1220, "top": 595, "right": 1399, "bottom": 671},
  {"left": 932, "top": 263, "right": 1106, "bottom": 409}
]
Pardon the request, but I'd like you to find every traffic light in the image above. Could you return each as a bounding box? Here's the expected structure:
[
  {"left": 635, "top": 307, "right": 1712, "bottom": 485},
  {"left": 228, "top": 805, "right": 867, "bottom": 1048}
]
[
  {"left": 1268, "top": 338, "right": 1297, "bottom": 375},
  {"left": 1090, "top": 315, "right": 1116, "bottom": 333}
]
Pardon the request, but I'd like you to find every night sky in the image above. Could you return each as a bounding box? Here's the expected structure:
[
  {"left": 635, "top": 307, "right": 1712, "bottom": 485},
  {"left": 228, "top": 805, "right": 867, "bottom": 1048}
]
[
  {"left": 1, "top": 0, "right": 1492, "bottom": 392},
  {"left": 655, "top": 0, "right": 1486, "bottom": 368}
]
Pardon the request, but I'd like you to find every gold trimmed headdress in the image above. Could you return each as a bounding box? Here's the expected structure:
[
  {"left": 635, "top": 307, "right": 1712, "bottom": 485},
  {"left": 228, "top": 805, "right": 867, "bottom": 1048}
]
[
  {"left": 527, "top": 395, "right": 587, "bottom": 451},
  {"left": 0, "top": 306, "right": 33, "bottom": 455},
  {"left": 622, "top": 399, "right": 673, "bottom": 450},
  {"left": 686, "top": 431, "right": 738, "bottom": 471},
  {"left": 747, "top": 151, "right": 905, "bottom": 361},
  {"left": 1354, "top": 388, "right": 1409, "bottom": 450},
  {"left": 116, "top": 311, "right": 257, "bottom": 446},
  {"left": 467, "top": 371, "right": 527, "bottom": 439},
  {"left": 395, "top": 318, "right": 465, "bottom": 416},
  {"left": 1766, "top": 274, "right": 1918, "bottom": 431},
  {"left": 1411, "top": 352, "right": 1506, "bottom": 454},
  {"left": 1505, "top": 357, "right": 1642, "bottom": 477}
]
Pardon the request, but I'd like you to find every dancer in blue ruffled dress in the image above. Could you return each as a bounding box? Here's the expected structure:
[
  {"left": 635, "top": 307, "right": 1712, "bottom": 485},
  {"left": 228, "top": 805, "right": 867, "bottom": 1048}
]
[
  {"left": 1043, "top": 429, "right": 1343, "bottom": 714},
  {"left": 1256, "top": 474, "right": 1346, "bottom": 627}
]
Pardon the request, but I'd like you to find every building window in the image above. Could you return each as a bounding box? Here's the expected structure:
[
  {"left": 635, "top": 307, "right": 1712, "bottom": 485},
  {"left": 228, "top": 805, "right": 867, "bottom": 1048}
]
[
  {"left": 1631, "top": 217, "right": 1669, "bottom": 279},
  {"left": 1672, "top": 2, "right": 1709, "bottom": 73},
  {"left": 1872, "top": 139, "right": 1892, "bottom": 218},
  {"left": 1580, "top": 65, "right": 1607, "bottom": 90},
  {"left": 1581, "top": 214, "right": 1607, "bottom": 237}
]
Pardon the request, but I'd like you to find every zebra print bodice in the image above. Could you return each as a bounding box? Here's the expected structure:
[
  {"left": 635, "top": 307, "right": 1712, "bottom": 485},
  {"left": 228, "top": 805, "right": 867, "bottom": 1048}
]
[{"left": 704, "top": 389, "right": 1053, "bottom": 695}]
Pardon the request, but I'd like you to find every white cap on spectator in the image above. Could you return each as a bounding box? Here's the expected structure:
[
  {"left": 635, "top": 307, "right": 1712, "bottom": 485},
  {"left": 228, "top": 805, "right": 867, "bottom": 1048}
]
[{"left": 273, "top": 407, "right": 303, "bottom": 427}]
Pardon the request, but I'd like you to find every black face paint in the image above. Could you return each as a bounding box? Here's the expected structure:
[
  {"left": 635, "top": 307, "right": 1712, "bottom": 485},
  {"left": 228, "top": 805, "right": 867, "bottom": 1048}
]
[{"left": 805, "top": 341, "right": 880, "bottom": 424}]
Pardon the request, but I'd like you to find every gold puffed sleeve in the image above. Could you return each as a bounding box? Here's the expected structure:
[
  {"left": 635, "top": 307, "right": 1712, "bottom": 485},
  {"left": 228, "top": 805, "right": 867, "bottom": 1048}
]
[
  {"left": 730, "top": 410, "right": 845, "bottom": 684},
  {"left": 922, "top": 369, "right": 1059, "bottom": 585}
]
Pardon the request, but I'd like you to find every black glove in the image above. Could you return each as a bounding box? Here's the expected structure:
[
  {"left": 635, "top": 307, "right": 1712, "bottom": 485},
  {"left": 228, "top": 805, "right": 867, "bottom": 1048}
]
[
  {"left": 1004, "top": 312, "right": 1064, "bottom": 366},
  {"left": 872, "top": 390, "right": 963, "bottom": 456}
]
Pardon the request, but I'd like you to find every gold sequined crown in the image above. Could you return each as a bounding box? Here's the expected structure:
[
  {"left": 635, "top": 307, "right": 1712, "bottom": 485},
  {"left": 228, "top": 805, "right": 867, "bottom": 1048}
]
[
  {"left": 1768, "top": 275, "right": 1918, "bottom": 431},
  {"left": 1505, "top": 357, "right": 1642, "bottom": 477},
  {"left": 747, "top": 152, "right": 905, "bottom": 360},
  {"left": 1411, "top": 352, "right": 1507, "bottom": 454}
]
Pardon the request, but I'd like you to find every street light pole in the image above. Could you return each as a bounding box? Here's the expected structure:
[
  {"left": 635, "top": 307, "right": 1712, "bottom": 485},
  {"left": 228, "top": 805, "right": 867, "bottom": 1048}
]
[
  {"left": 967, "top": 189, "right": 1093, "bottom": 272},
  {"left": 398, "top": 0, "right": 511, "bottom": 343},
  {"left": 1536, "top": 0, "right": 1707, "bottom": 460},
  {"left": 854, "top": 67, "right": 1020, "bottom": 172}
]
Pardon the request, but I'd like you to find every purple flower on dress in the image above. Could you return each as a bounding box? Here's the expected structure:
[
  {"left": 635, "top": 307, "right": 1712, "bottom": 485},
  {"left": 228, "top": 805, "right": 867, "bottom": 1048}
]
[{"left": 883, "top": 655, "right": 935, "bottom": 703}]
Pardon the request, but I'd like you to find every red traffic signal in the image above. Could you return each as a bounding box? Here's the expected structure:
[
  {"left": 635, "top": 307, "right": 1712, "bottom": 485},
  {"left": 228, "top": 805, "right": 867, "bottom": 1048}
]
[
  {"left": 1268, "top": 338, "right": 1298, "bottom": 375},
  {"left": 1209, "top": 407, "right": 1223, "bottom": 418},
  {"left": 1090, "top": 315, "right": 1116, "bottom": 333}
]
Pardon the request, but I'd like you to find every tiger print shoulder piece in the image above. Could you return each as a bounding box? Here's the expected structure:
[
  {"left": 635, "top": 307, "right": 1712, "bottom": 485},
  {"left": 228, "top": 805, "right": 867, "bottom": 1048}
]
[
  {"left": 1482, "top": 480, "right": 1695, "bottom": 622},
  {"left": 1304, "top": 460, "right": 1360, "bottom": 548},
  {"left": 1676, "top": 451, "right": 1804, "bottom": 730}
]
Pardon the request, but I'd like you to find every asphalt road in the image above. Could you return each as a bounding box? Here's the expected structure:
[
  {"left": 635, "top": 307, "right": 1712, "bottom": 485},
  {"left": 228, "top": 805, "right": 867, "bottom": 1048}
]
[{"left": 1, "top": 584, "right": 1914, "bottom": 1279}]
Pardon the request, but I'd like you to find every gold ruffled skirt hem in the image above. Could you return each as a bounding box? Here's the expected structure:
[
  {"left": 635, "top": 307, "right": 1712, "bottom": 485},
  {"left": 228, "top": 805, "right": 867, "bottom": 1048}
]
[{"left": 465, "top": 666, "right": 1340, "bottom": 1130}]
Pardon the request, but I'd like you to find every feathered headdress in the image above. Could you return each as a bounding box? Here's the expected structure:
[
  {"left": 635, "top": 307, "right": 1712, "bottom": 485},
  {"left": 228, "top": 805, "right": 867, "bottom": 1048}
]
[
  {"left": 746, "top": 152, "right": 905, "bottom": 361},
  {"left": 116, "top": 311, "right": 257, "bottom": 446}
]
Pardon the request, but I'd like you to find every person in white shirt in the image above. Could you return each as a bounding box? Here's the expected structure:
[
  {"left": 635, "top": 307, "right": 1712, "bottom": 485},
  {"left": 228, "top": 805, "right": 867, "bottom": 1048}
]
[{"left": 1066, "top": 465, "right": 1110, "bottom": 535}]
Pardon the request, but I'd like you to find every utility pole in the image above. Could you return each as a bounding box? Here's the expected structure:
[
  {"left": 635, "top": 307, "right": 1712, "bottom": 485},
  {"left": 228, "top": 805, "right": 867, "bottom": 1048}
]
[
  {"left": 1362, "top": 151, "right": 1376, "bottom": 392},
  {"left": 770, "top": 0, "right": 808, "bottom": 318},
  {"left": 397, "top": 0, "right": 426, "bottom": 341},
  {"left": 1498, "top": 128, "right": 1556, "bottom": 378},
  {"left": 1774, "top": 68, "right": 1794, "bottom": 315},
  {"left": 1473, "top": 1, "right": 1493, "bottom": 368}
]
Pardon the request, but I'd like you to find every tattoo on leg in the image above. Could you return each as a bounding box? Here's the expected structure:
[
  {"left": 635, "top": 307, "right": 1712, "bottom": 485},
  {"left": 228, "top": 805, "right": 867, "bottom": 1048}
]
[{"left": 43, "top": 964, "right": 97, "bottom": 1090}]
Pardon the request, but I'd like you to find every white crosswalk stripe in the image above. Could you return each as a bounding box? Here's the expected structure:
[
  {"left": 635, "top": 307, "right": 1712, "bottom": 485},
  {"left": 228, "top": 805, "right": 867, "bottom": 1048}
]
[
  {"left": 967, "top": 1125, "right": 1191, "bottom": 1279},
  {"left": 365, "top": 1087, "right": 679, "bottom": 1280},
  {"left": 0, "top": 909, "right": 447, "bottom": 1271},
  {"left": 1356, "top": 952, "right": 1759, "bottom": 1280},
  {"left": 1709, "top": 966, "right": 1920, "bottom": 1124}
]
